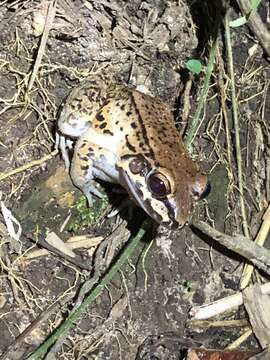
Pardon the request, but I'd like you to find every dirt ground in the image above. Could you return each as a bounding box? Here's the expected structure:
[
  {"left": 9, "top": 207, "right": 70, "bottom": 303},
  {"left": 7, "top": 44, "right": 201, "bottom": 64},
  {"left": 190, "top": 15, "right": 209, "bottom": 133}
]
[{"left": 0, "top": 0, "right": 269, "bottom": 359}]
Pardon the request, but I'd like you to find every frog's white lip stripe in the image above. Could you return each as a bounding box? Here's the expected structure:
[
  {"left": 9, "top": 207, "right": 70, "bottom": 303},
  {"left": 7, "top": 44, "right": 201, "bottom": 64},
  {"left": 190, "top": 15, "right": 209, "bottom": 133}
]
[{"left": 119, "top": 169, "right": 159, "bottom": 221}]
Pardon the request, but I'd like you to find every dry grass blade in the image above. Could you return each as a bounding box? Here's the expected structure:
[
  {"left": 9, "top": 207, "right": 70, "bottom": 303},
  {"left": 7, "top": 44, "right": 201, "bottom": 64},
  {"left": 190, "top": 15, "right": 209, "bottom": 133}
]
[
  {"left": 241, "top": 204, "right": 270, "bottom": 289},
  {"left": 224, "top": 11, "right": 250, "bottom": 239},
  {"left": 187, "top": 319, "right": 249, "bottom": 329},
  {"left": 224, "top": 329, "right": 253, "bottom": 350},
  {"left": 27, "top": 0, "right": 57, "bottom": 92}
]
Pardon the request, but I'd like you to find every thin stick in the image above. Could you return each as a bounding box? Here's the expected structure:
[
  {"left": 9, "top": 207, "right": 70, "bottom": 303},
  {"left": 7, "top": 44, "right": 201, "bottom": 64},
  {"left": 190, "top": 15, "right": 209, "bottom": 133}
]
[
  {"left": 24, "top": 236, "right": 103, "bottom": 260},
  {"left": 0, "top": 150, "right": 58, "bottom": 182},
  {"left": 224, "top": 12, "right": 250, "bottom": 239},
  {"left": 26, "top": 223, "right": 149, "bottom": 360},
  {"left": 191, "top": 220, "right": 270, "bottom": 277}
]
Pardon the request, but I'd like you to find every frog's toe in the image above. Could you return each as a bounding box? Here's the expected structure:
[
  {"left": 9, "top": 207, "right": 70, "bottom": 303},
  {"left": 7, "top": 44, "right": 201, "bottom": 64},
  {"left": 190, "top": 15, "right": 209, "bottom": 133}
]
[
  {"left": 89, "top": 186, "right": 103, "bottom": 199},
  {"left": 83, "top": 184, "right": 104, "bottom": 208}
]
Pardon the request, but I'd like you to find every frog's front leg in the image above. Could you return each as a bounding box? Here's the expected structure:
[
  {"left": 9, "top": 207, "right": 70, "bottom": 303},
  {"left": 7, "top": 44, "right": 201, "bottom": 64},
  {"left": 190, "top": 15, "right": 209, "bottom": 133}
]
[
  {"left": 70, "top": 140, "right": 104, "bottom": 207},
  {"left": 70, "top": 133, "right": 121, "bottom": 207},
  {"left": 55, "top": 132, "right": 74, "bottom": 171}
]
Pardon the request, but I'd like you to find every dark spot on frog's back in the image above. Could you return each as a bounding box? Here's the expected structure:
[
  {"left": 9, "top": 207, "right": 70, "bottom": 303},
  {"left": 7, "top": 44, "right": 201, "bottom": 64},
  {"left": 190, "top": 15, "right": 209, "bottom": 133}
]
[
  {"left": 131, "top": 122, "right": 137, "bottom": 129},
  {"left": 81, "top": 165, "right": 89, "bottom": 171},
  {"left": 80, "top": 142, "right": 87, "bottom": 149},
  {"left": 87, "top": 147, "right": 94, "bottom": 155},
  {"left": 99, "top": 122, "right": 107, "bottom": 129},
  {"left": 103, "top": 129, "right": 114, "bottom": 136},
  {"left": 96, "top": 112, "right": 105, "bottom": 121},
  {"left": 126, "top": 111, "right": 132, "bottom": 117},
  {"left": 78, "top": 154, "right": 89, "bottom": 161}
]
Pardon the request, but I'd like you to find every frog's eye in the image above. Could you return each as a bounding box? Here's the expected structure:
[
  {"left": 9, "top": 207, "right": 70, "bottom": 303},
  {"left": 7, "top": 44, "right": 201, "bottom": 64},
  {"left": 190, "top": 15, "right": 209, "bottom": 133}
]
[
  {"left": 147, "top": 172, "right": 171, "bottom": 198},
  {"left": 129, "top": 157, "right": 147, "bottom": 174}
]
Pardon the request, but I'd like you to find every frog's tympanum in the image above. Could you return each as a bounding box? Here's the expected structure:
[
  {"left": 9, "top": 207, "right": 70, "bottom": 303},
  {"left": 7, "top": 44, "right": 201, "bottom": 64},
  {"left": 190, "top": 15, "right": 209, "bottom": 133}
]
[{"left": 57, "top": 76, "right": 210, "bottom": 228}]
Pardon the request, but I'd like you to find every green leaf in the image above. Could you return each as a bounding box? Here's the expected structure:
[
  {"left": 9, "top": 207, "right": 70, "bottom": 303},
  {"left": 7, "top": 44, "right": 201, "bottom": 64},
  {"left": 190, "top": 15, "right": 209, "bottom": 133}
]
[
  {"left": 185, "top": 59, "right": 202, "bottom": 75},
  {"left": 251, "top": 0, "right": 261, "bottom": 9},
  {"left": 229, "top": 16, "right": 248, "bottom": 28},
  {"left": 229, "top": 0, "right": 261, "bottom": 28}
]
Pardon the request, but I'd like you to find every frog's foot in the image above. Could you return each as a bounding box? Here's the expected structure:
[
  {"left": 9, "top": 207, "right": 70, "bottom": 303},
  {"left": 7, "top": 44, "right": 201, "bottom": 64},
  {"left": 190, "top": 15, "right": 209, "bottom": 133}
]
[
  {"left": 80, "top": 181, "right": 104, "bottom": 207},
  {"left": 56, "top": 132, "right": 74, "bottom": 171}
]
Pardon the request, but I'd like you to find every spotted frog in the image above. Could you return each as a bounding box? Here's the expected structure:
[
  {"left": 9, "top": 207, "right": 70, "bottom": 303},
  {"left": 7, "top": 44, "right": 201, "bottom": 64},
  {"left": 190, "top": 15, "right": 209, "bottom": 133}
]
[{"left": 57, "top": 76, "right": 209, "bottom": 228}]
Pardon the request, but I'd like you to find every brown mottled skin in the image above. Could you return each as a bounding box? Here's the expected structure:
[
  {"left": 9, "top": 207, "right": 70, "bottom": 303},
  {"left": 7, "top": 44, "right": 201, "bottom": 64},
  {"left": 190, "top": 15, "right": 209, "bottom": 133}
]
[{"left": 57, "top": 76, "right": 208, "bottom": 228}]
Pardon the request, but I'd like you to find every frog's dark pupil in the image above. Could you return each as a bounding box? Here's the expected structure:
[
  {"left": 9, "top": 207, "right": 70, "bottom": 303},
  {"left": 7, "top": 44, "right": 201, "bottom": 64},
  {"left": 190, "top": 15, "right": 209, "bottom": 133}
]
[{"left": 148, "top": 174, "right": 167, "bottom": 197}]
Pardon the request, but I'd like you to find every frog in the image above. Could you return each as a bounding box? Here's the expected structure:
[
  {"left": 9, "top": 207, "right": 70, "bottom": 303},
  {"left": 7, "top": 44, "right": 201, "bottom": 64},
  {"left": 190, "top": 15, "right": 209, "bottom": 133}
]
[{"left": 56, "top": 75, "right": 210, "bottom": 228}]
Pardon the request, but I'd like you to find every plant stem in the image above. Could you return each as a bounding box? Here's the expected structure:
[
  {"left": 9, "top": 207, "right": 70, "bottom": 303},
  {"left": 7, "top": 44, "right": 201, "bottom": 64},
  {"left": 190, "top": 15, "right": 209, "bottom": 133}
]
[
  {"left": 27, "top": 223, "right": 149, "bottom": 360},
  {"left": 224, "top": 12, "right": 250, "bottom": 239}
]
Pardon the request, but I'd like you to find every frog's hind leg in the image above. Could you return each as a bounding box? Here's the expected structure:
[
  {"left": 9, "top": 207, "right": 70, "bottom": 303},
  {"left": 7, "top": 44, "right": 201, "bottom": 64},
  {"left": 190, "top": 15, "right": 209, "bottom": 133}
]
[{"left": 70, "top": 140, "right": 103, "bottom": 207}]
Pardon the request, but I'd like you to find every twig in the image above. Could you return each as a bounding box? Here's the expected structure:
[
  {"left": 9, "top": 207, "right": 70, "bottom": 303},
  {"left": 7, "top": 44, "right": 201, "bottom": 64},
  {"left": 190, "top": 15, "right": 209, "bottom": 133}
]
[
  {"left": 224, "top": 12, "right": 250, "bottom": 239},
  {"left": 0, "top": 150, "right": 58, "bottom": 182},
  {"left": 26, "top": 222, "right": 150, "bottom": 360},
  {"left": 236, "top": 0, "right": 270, "bottom": 58},
  {"left": 189, "top": 281, "right": 270, "bottom": 320},
  {"left": 27, "top": 0, "right": 57, "bottom": 91},
  {"left": 241, "top": 204, "right": 270, "bottom": 289},
  {"left": 26, "top": 231, "right": 93, "bottom": 271},
  {"left": 191, "top": 220, "right": 270, "bottom": 277}
]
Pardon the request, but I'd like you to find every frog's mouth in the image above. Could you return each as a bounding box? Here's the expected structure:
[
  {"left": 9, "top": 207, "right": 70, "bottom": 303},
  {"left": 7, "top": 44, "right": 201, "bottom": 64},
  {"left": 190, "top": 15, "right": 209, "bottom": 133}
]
[{"left": 118, "top": 168, "right": 174, "bottom": 227}]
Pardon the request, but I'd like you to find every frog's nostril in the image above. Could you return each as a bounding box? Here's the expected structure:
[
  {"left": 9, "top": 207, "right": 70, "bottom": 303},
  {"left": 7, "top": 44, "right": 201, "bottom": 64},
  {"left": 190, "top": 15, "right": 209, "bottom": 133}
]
[{"left": 200, "top": 181, "right": 211, "bottom": 199}]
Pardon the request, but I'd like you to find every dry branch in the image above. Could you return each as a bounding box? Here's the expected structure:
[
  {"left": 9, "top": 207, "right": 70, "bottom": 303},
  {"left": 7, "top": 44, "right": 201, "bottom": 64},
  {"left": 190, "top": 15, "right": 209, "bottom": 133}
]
[
  {"left": 191, "top": 220, "right": 270, "bottom": 276},
  {"left": 0, "top": 150, "right": 58, "bottom": 182}
]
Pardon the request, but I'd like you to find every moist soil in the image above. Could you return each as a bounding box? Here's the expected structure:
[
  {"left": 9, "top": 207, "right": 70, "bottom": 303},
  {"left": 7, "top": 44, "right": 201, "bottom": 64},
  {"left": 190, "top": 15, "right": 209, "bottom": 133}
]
[{"left": 0, "top": 1, "right": 269, "bottom": 359}]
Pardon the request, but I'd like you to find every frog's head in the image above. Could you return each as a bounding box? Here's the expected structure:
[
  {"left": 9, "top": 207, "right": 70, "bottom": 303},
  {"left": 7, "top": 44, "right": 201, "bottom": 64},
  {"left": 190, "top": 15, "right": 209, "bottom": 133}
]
[{"left": 117, "top": 155, "right": 210, "bottom": 228}]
